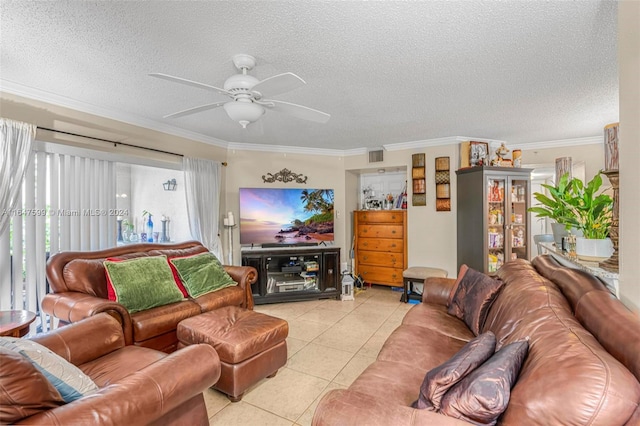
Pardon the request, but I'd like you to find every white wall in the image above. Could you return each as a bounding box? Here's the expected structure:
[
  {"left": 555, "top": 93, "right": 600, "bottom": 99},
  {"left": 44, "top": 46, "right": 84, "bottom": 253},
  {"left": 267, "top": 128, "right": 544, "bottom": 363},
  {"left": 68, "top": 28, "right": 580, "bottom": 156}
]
[{"left": 618, "top": 0, "right": 640, "bottom": 313}]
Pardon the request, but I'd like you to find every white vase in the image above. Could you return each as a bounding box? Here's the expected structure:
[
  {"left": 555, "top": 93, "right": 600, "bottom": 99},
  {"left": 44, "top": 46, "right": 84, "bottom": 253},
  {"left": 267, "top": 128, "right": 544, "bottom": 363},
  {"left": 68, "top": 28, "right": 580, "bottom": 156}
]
[
  {"left": 550, "top": 222, "right": 583, "bottom": 247},
  {"left": 575, "top": 237, "right": 614, "bottom": 261}
]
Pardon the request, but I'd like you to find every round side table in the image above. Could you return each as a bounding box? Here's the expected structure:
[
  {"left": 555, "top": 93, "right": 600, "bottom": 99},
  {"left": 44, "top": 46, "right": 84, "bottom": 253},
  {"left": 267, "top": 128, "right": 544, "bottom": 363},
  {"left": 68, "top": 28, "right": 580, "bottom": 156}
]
[{"left": 0, "top": 310, "right": 37, "bottom": 337}]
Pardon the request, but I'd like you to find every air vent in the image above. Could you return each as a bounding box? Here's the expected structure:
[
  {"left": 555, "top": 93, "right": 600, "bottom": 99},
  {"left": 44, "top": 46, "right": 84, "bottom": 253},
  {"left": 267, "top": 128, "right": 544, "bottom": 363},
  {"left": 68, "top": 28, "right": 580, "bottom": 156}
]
[{"left": 368, "top": 149, "right": 384, "bottom": 163}]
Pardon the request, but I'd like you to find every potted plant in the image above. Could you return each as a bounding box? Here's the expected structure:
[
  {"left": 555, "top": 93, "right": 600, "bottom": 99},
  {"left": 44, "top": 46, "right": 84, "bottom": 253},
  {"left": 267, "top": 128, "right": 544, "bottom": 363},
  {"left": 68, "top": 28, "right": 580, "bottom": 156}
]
[
  {"left": 528, "top": 172, "right": 581, "bottom": 246},
  {"left": 561, "top": 171, "right": 613, "bottom": 260}
]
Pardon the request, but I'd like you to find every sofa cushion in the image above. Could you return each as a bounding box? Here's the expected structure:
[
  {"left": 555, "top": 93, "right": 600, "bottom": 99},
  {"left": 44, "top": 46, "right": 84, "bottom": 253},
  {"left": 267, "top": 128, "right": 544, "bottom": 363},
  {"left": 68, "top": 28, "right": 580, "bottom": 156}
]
[
  {"left": 448, "top": 266, "right": 504, "bottom": 335},
  {"left": 169, "top": 252, "right": 237, "bottom": 298},
  {"left": 412, "top": 332, "right": 496, "bottom": 411},
  {"left": 402, "top": 303, "right": 475, "bottom": 342},
  {"left": 378, "top": 325, "right": 467, "bottom": 372},
  {"left": 448, "top": 264, "right": 468, "bottom": 305},
  {"left": 0, "top": 346, "right": 65, "bottom": 423},
  {"left": 130, "top": 300, "right": 202, "bottom": 343},
  {"left": 193, "top": 285, "right": 246, "bottom": 312},
  {"left": 105, "top": 255, "right": 189, "bottom": 298},
  {"left": 104, "top": 255, "right": 184, "bottom": 313},
  {"left": 440, "top": 339, "right": 529, "bottom": 425},
  {"left": 349, "top": 360, "right": 427, "bottom": 406},
  {"left": 0, "top": 337, "right": 98, "bottom": 403}
]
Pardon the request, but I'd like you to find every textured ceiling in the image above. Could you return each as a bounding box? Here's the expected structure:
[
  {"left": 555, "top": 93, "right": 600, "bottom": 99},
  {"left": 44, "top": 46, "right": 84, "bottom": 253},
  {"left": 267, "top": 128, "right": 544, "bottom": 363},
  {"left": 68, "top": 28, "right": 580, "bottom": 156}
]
[{"left": 0, "top": 1, "right": 618, "bottom": 151}]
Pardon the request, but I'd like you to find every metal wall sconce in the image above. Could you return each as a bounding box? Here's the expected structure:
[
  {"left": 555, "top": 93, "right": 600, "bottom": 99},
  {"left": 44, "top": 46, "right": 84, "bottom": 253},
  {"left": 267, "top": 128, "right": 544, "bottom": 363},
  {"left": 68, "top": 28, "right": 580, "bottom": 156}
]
[{"left": 163, "top": 178, "right": 177, "bottom": 191}]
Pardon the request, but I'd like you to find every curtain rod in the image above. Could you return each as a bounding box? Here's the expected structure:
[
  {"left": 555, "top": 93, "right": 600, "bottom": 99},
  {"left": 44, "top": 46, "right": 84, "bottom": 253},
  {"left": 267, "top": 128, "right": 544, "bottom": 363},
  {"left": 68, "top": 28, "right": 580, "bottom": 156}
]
[{"left": 37, "top": 126, "right": 228, "bottom": 166}]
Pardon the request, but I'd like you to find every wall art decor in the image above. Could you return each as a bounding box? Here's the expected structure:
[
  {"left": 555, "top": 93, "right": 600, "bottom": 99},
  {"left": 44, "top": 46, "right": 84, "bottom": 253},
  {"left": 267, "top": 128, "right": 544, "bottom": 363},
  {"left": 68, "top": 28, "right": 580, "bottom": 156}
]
[
  {"left": 262, "top": 168, "right": 308, "bottom": 184},
  {"left": 603, "top": 122, "right": 619, "bottom": 171},
  {"left": 435, "top": 156, "right": 451, "bottom": 211},
  {"left": 469, "top": 141, "right": 489, "bottom": 167},
  {"left": 412, "top": 153, "right": 426, "bottom": 206},
  {"left": 555, "top": 157, "right": 572, "bottom": 184}
]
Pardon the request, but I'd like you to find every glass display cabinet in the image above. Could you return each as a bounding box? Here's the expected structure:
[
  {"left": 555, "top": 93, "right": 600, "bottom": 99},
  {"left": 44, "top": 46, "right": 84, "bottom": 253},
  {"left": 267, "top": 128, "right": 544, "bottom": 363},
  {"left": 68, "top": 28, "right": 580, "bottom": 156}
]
[{"left": 456, "top": 166, "right": 532, "bottom": 274}]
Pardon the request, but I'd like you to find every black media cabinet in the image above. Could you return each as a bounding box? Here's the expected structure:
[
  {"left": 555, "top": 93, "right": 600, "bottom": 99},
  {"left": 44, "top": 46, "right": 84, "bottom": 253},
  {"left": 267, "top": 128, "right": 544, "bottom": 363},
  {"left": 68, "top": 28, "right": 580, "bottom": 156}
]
[{"left": 241, "top": 246, "right": 341, "bottom": 304}]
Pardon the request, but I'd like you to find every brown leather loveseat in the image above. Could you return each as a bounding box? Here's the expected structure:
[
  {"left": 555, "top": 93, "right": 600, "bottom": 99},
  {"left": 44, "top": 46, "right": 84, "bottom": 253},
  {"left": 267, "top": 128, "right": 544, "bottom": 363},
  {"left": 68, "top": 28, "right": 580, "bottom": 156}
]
[
  {"left": 3, "top": 313, "right": 221, "bottom": 425},
  {"left": 313, "top": 255, "right": 640, "bottom": 425},
  {"left": 43, "top": 241, "right": 257, "bottom": 353}
]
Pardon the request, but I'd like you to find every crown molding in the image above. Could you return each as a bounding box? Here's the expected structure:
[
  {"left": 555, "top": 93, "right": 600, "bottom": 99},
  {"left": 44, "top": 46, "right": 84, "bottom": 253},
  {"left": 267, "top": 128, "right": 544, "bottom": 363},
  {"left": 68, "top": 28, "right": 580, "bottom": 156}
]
[
  {"left": 383, "top": 136, "right": 464, "bottom": 151},
  {"left": 383, "top": 136, "right": 509, "bottom": 151},
  {"left": 0, "top": 79, "right": 230, "bottom": 149},
  {"left": 227, "top": 141, "right": 367, "bottom": 157},
  {"left": 510, "top": 136, "right": 602, "bottom": 150}
]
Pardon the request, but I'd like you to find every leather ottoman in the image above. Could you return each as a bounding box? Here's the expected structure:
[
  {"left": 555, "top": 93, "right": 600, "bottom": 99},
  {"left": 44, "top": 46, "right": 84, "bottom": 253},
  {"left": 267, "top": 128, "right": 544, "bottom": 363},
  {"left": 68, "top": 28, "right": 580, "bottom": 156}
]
[{"left": 177, "top": 306, "right": 288, "bottom": 402}]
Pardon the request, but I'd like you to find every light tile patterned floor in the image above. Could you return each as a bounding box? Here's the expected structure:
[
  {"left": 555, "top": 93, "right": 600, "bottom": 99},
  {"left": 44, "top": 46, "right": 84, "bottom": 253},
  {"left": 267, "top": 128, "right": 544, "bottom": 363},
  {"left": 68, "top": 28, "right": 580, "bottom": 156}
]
[{"left": 205, "top": 285, "right": 413, "bottom": 425}]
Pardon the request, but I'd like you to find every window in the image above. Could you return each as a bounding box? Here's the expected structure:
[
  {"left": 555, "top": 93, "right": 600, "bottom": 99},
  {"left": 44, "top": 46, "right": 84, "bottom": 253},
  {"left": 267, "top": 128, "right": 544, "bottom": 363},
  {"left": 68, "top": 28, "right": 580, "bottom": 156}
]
[
  {"left": 115, "top": 163, "right": 190, "bottom": 244},
  {"left": 1, "top": 142, "right": 187, "bottom": 333}
]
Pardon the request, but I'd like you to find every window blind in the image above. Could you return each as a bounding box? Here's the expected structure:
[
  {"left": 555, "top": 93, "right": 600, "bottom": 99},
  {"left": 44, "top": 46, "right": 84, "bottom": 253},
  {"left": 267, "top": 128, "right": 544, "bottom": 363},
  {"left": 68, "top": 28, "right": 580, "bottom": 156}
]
[{"left": 0, "top": 151, "right": 116, "bottom": 331}]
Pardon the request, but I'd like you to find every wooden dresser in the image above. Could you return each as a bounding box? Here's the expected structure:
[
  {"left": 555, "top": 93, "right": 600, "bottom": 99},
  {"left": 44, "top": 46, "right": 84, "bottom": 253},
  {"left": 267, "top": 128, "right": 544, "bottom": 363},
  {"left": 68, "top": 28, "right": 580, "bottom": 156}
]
[{"left": 354, "top": 210, "right": 407, "bottom": 287}]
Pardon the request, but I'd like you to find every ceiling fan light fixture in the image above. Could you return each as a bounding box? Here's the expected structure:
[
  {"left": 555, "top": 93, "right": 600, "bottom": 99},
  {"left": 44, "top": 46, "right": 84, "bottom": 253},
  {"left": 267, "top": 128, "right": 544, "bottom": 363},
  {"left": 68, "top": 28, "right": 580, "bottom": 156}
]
[
  {"left": 223, "top": 73, "right": 260, "bottom": 92},
  {"left": 152, "top": 53, "right": 329, "bottom": 127},
  {"left": 223, "top": 100, "right": 264, "bottom": 128}
]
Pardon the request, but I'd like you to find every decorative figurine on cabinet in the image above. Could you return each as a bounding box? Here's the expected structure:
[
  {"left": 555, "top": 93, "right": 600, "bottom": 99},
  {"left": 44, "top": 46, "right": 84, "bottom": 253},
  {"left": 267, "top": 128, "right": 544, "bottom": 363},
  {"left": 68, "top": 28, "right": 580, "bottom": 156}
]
[{"left": 491, "top": 143, "right": 511, "bottom": 167}]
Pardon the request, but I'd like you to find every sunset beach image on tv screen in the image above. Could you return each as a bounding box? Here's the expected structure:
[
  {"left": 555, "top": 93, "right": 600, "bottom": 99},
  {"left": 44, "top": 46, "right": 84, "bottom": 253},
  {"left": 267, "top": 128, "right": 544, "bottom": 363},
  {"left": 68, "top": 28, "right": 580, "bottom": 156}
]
[{"left": 239, "top": 188, "right": 334, "bottom": 245}]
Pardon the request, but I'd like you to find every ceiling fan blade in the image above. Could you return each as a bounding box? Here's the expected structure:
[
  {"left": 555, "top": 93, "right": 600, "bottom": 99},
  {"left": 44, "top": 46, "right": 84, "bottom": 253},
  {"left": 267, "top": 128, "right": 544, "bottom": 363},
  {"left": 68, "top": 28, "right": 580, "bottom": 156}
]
[
  {"left": 252, "top": 73, "right": 306, "bottom": 97},
  {"left": 163, "top": 102, "right": 226, "bottom": 119},
  {"left": 149, "top": 73, "right": 231, "bottom": 97},
  {"left": 263, "top": 99, "right": 331, "bottom": 124}
]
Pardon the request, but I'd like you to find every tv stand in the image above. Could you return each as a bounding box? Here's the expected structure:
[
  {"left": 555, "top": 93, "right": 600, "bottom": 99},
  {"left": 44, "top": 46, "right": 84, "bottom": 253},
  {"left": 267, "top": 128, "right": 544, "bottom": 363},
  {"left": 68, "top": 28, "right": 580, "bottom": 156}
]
[{"left": 241, "top": 246, "right": 341, "bottom": 304}]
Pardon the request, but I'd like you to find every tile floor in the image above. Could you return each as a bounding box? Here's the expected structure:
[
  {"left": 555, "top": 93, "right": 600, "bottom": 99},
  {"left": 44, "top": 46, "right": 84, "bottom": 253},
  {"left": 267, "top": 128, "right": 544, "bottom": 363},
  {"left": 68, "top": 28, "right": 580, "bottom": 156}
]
[{"left": 204, "top": 285, "right": 414, "bottom": 425}]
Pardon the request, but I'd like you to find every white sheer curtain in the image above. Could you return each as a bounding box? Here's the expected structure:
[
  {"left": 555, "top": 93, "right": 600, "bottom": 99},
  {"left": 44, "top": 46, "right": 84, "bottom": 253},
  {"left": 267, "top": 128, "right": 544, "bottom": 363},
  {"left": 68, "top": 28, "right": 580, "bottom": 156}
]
[
  {"left": 0, "top": 119, "right": 36, "bottom": 310},
  {"left": 183, "top": 157, "right": 223, "bottom": 261},
  {"left": 0, "top": 119, "right": 36, "bottom": 236}
]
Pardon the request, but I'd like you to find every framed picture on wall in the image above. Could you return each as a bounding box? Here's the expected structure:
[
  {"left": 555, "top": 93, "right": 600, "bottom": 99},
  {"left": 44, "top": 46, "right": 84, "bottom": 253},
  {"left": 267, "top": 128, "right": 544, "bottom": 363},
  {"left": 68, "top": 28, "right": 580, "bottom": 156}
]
[{"left": 470, "top": 141, "right": 489, "bottom": 167}]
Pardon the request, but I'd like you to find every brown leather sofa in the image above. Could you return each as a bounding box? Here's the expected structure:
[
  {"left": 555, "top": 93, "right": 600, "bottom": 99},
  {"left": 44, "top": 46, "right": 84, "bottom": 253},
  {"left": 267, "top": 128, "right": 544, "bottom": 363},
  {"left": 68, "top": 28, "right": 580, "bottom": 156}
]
[
  {"left": 43, "top": 241, "right": 257, "bottom": 353},
  {"left": 7, "top": 313, "right": 221, "bottom": 425},
  {"left": 313, "top": 255, "right": 640, "bottom": 425}
]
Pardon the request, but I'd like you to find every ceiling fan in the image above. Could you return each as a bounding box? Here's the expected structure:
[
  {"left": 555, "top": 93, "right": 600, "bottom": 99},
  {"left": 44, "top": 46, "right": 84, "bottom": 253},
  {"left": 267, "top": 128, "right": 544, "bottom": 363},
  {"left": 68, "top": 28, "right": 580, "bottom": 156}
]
[{"left": 150, "top": 54, "right": 330, "bottom": 128}]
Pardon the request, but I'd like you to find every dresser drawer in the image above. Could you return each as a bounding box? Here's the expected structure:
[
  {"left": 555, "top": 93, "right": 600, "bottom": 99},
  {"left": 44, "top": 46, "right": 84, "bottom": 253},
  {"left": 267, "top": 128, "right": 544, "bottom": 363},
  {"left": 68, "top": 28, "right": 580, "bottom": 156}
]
[
  {"left": 357, "top": 250, "right": 404, "bottom": 268},
  {"left": 356, "top": 211, "right": 404, "bottom": 224},
  {"left": 357, "top": 238, "right": 403, "bottom": 253},
  {"left": 358, "top": 265, "right": 403, "bottom": 286},
  {"left": 357, "top": 224, "right": 403, "bottom": 239}
]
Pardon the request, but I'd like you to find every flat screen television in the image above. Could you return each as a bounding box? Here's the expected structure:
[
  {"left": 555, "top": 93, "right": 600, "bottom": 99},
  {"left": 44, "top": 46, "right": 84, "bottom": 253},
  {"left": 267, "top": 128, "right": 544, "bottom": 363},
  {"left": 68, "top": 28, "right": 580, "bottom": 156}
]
[{"left": 239, "top": 188, "right": 334, "bottom": 246}]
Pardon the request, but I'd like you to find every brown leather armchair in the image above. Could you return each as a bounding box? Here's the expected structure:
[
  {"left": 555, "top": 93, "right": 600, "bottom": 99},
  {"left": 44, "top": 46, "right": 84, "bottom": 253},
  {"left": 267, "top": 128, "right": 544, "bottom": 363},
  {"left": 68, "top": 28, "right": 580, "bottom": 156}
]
[{"left": 6, "top": 313, "right": 221, "bottom": 425}]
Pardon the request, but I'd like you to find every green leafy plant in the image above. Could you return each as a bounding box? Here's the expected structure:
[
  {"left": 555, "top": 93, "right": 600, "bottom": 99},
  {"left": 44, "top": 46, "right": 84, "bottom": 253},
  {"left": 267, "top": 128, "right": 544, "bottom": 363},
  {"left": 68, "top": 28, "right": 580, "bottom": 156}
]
[
  {"left": 561, "top": 172, "right": 613, "bottom": 239},
  {"left": 528, "top": 172, "right": 577, "bottom": 227}
]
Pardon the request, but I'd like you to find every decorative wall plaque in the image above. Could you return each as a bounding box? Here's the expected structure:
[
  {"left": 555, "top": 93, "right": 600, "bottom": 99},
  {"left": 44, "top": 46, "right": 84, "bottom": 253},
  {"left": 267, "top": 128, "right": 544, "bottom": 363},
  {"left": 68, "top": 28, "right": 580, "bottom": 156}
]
[
  {"left": 604, "top": 122, "right": 619, "bottom": 171},
  {"left": 555, "top": 157, "right": 572, "bottom": 184},
  {"left": 412, "top": 153, "right": 426, "bottom": 206},
  {"left": 435, "top": 156, "right": 451, "bottom": 211},
  {"left": 262, "top": 168, "right": 308, "bottom": 184}
]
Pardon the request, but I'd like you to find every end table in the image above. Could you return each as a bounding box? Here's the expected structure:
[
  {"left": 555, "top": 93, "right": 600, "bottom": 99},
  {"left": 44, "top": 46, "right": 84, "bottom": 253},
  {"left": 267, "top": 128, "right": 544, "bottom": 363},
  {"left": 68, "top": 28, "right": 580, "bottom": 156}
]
[{"left": 0, "top": 310, "right": 37, "bottom": 337}]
